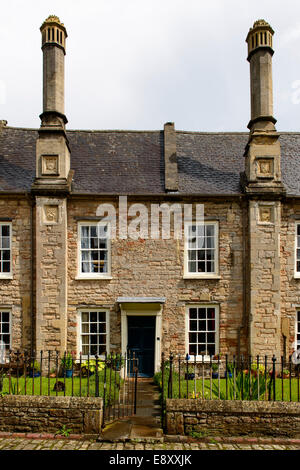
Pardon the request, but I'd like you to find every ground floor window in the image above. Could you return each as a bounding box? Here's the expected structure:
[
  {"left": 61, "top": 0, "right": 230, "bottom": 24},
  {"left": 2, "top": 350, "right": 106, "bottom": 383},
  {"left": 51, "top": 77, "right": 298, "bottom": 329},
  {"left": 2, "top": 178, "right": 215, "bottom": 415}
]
[
  {"left": 79, "top": 310, "right": 109, "bottom": 357},
  {"left": 0, "top": 311, "right": 10, "bottom": 351},
  {"left": 187, "top": 305, "right": 218, "bottom": 358}
]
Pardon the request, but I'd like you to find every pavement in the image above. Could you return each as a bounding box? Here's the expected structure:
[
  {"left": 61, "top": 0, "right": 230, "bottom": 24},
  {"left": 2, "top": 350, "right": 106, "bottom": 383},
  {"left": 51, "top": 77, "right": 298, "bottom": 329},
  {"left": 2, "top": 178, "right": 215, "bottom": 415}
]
[{"left": 0, "top": 436, "right": 300, "bottom": 450}]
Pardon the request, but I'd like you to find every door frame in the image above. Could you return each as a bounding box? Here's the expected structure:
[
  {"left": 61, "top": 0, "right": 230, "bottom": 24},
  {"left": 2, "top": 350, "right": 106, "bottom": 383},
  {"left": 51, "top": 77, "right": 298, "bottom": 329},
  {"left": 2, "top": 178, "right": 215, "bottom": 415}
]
[{"left": 119, "top": 300, "right": 164, "bottom": 375}]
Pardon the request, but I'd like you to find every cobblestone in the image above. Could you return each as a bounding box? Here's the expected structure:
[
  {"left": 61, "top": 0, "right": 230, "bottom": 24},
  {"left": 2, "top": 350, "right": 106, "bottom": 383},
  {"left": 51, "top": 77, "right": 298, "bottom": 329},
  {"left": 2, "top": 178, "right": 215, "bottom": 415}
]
[{"left": 0, "top": 437, "right": 299, "bottom": 450}]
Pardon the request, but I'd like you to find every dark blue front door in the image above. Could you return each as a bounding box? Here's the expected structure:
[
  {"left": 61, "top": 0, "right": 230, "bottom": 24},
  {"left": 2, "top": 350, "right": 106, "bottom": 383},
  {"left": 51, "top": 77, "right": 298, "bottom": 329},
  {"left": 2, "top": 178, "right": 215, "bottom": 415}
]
[{"left": 127, "top": 316, "right": 155, "bottom": 377}]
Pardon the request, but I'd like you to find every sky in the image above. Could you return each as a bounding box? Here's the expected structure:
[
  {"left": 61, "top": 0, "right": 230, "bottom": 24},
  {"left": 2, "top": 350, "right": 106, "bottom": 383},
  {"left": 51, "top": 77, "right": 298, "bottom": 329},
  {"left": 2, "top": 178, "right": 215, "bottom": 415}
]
[{"left": 1, "top": 0, "right": 300, "bottom": 132}]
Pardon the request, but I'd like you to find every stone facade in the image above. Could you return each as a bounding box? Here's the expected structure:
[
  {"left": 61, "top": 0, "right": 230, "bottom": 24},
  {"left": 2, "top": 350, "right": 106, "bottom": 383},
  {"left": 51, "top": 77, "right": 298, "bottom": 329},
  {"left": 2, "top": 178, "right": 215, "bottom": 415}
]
[{"left": 1, "top": 17, "right": 300, "bottom": 372}]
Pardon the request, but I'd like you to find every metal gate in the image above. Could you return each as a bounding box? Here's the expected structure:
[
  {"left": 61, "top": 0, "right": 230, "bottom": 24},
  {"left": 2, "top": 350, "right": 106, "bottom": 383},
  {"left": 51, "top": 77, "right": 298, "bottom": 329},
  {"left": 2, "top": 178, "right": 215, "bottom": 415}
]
[{"left": 102, "top": 350, "right": 138, "bottom": 427}]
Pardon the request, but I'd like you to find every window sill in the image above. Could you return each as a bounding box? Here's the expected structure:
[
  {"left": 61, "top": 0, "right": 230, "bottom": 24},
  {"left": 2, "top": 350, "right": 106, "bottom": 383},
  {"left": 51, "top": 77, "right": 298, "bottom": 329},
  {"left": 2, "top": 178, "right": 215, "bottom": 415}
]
[
  {"left": 0, "top": 275, "right": 13, "bottom": 280},
  {"left": 294, "top": 274, "right": 300, "bottom": 279},
  {"left": 75, "top": 275, "right": 112, "bottom": 281},
  {"left": 183, "top": 275, "right": 221, "bottom": 280}
]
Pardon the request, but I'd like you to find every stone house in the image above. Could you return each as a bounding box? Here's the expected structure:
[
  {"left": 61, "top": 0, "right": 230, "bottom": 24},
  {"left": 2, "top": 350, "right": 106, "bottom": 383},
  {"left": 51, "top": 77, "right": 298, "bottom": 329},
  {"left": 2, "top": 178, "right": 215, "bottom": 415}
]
[{"left": 0, "top": 16, "right": 299, "bottom": 376}]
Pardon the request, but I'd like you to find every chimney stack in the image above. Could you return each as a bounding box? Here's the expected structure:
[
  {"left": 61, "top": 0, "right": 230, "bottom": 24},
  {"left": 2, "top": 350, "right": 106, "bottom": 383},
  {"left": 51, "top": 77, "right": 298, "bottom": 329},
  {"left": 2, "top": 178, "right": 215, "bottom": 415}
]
[
  {"left": 246, "top": 19, "right": 276, "bottom": 133},
  {"left": 40, "top": 15, "right": 68, "bottom": 128},
  {"left": 32, "top": 15, "right": 71, "bottom": 195}
]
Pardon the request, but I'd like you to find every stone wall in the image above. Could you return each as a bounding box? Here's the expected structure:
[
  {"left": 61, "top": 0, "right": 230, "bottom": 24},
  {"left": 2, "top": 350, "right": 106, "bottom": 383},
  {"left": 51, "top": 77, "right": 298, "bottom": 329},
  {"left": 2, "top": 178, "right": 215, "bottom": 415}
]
[
  {"left": 67, "top": 197, "right": 246, "bottom": 357},
  {"left": 166, "top": 399, "right": 300, "bottom": 437},
  {"left": 0, "top": 395, "right": 102, "bottom": 435},
  {"left": 0, "top": 197, "right": 32, "bottom": 350},
  {"left": 280, "top": 201, "right": 300, "bottom": 355}
]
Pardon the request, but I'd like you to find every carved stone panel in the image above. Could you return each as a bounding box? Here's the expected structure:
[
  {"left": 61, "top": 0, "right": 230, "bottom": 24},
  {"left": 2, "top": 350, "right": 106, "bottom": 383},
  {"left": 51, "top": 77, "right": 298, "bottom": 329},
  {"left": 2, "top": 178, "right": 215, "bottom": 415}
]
[
  {"left": 256, "top": 157, "right": 274, "bottom": 179},
  {"left": 42, "top": 155, "right": 59, "bottom": 176},
  {"left": 258, "top": 205, "right": 274, "bottom": 224},
  {"left": 43, "top": 205, "right": 59, "bottom": 224}
]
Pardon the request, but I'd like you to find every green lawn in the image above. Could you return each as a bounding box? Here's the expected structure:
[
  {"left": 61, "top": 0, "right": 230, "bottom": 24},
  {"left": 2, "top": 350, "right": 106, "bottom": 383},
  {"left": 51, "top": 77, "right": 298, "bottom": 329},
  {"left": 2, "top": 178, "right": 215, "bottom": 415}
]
[
  {"left": 1, "top": 371, "right": 122, "bottom": 405},
  {"left": 154, "top": 371, "right": 300, "bottom": 402}
]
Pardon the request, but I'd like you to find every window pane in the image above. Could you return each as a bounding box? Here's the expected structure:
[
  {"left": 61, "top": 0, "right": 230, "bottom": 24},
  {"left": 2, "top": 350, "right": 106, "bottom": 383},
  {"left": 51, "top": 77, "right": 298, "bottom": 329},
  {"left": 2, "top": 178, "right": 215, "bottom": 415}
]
[
  {"left": 1, "top": 226, "right": 9, "bottom": 237},
  {"left": 188, "top": 261, "right": 196, "bottom": 273},
  {"left": 198, "top": 309, "right": 206, "bottom": 319},
  {"left": 90, "top": 312, "right": 97, "bottom": 322},
  {"left": 189, "top": 308, "right": 197, "bottom": 319},
  {"left": 1, "top": 312, "right": 9, "bottom": 322},
  {"left": 206, "top": 225, "right": 215, "bottom": 237},
  {"left": 189, "top": 333, "right": 197, "bottom": 343},
  {"left": 2, "top": 262, "right": 10, "bottom": 273},
  {"left": 98, "top": 312, "right": 106, "bottom": 322}
]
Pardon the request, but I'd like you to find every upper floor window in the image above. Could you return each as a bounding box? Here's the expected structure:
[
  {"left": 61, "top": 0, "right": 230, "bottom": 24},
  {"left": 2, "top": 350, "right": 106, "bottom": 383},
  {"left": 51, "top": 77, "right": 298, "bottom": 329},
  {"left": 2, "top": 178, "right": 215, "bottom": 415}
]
[
  {"left": 184, "top": 222, "right": 219, "bottom": 278},
  {"left": 0, "top": 224, "right": 11, "bottom": 278},
  {"left": 77, "top": 222, "right": 111, "bottom": 279},
  {"left": 296, "top": 223, "right": 300, "bottom": 276}
]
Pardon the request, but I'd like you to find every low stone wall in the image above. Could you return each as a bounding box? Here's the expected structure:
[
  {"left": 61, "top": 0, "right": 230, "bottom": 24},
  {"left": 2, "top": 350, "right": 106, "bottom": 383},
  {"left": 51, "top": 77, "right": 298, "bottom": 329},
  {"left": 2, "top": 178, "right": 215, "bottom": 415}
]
[
  {"left": 166, "top": 399, "right": 300, "bottom": 437},
  {"left": 0, "top": 395, "right": 103, "bottom": 435}
]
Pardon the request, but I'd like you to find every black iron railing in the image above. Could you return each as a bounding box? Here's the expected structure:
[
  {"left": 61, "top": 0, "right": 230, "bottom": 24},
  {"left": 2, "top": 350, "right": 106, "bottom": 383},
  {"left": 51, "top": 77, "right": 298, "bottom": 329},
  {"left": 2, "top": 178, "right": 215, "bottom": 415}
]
[
  {"left": 158, "top": 353, "right": 300, "bottom": 403},
  {"left": 0, "top": 349, "right": 139, "bottom": 427}
]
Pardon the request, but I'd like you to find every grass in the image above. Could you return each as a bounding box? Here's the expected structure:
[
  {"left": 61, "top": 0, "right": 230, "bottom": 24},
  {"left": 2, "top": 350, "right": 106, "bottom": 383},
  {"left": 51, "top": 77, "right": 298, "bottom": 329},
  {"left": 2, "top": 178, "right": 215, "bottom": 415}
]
[
  {"left": 154, "top": 370, "right": 300, "bottom": 402},
  {"left": 0, "top": 371, "right": 122, "bottom": 405}
]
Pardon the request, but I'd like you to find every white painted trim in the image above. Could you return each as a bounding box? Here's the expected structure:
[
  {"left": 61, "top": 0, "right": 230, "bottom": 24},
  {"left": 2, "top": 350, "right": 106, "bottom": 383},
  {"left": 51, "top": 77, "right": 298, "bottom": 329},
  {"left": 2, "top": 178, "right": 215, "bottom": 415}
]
[
  {"left": 0, "top": 222, "right": 12, "bottom": 279},
  {"left": 77, "top": 221, "right": 111, "bottom": 279},
  {"left": 77, "top": 307, "right": 110, "bottom": 359},
  {"left": 120, "top": 303, "right": 163, "bottom": 375},
  {"left": 185, "top": 304, "right": 219, "bottom": 362},
  {"left": 0, "top": 308, "right": 12, "bottom": 351},
  {"left": 296, "top": 308, "right": 300, "bottom": 351},
  {"left": 295, "top": 222, "right": 300, "bottom": 278},
  {"left": 184, "top": 221, "right": 219, "bottom": 278}
]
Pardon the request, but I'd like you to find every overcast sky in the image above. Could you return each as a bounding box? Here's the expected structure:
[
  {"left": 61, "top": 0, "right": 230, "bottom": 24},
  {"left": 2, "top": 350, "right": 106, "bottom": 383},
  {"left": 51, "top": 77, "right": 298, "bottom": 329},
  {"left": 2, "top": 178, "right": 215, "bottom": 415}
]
[{"left": 1, "top": 0, "right": 300, "bottom": 132}]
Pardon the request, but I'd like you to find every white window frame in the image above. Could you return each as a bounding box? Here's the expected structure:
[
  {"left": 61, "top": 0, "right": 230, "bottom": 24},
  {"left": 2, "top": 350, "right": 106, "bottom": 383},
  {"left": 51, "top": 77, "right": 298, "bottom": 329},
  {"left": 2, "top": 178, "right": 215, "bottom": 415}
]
[
  {"left": 76, "top": 221, "right": 112, "bottom": 280},
  {"left": 77, "top": 308, "right": 110, "bottom": 359},
  {"left": 0, "top": 222, "right": 12, "bottom": 280},
  {"left": 295, "top": 222, "right": 300, "bottom": 278},
  {"left": 0, "top": 310, "right": 11, "bottom": 354},
  {"left": 183, "top": 221, "right": 220, "bottom": 279},
  {"left": 296, "top": 310, "right": 300, "bottom": 351},
  {"left": 185, "top": 304, "right": 219, "bottom": 362}
]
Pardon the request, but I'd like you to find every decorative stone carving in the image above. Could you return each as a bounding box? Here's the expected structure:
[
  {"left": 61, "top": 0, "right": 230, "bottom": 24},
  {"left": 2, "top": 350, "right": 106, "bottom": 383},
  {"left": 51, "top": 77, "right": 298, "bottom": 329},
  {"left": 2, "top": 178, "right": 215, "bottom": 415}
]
[
  {"left": 259, "top": 205, "right": 273, "bottom": 223},
  {"left": 256, "top": 158, "right": 274, "bottom": 178},
  {"left": 44, "top": 205, "right": 59, "bottom": 224},
  {"left": 42, "top": 155, "right": 59, "bottom": 176}
]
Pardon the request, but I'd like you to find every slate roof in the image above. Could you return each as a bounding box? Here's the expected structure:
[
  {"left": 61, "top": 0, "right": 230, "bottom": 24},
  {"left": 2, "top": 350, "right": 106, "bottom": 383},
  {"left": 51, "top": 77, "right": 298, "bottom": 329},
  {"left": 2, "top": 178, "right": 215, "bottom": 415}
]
[{"left": 0, "top": 125, "right": 300, "bottom": 196}]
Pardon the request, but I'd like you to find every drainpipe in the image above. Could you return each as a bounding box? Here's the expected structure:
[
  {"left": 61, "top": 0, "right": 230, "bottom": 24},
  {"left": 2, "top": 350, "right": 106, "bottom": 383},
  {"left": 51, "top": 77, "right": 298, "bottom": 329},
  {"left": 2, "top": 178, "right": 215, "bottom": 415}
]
[
  {"left": 30, "top": 196, "right": 35, "bottom": 355},
  {"left": 237, "top": 198, "right": 248, "bottom": 361}
]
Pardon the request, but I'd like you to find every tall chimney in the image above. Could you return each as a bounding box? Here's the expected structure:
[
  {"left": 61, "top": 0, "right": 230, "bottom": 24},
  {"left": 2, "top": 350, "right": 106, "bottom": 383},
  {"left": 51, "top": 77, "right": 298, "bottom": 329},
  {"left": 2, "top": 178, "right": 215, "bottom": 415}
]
[
  {"left": 246, "top": 19, "right": 276, "bottom": 133},
  {"left": 40, "top": 15, "right": 68, "bottom": 127},
  {"left": 32, "top": 15, "right": 71, "bottom": 194}
]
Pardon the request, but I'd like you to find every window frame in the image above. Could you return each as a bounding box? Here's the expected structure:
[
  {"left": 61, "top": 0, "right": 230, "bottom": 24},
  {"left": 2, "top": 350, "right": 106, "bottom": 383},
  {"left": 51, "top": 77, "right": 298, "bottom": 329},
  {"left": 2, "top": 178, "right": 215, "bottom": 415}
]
[
  {"left": 0, "top": 310, "right": 12, "bottom": 354},
  {"left": 0, "top": 222, "right": 12, "bottom": 280},
  {"left": 296, "top": 309, "right": 300, "bottom": 351},
  {"left": 185, "top": 304, "right": 219, "bottom": 362},
  {"left": 76, "top": 221, "right": 112, "bottom": 280},
  {"left": 184, "top": 221, "right": 220, "bottom": 279},
  {"left": 295, "top": 222, "right": 300, "bottom": 278},
  {"left": 78, "top": 308, "right": 110, "bottom": 359}
]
